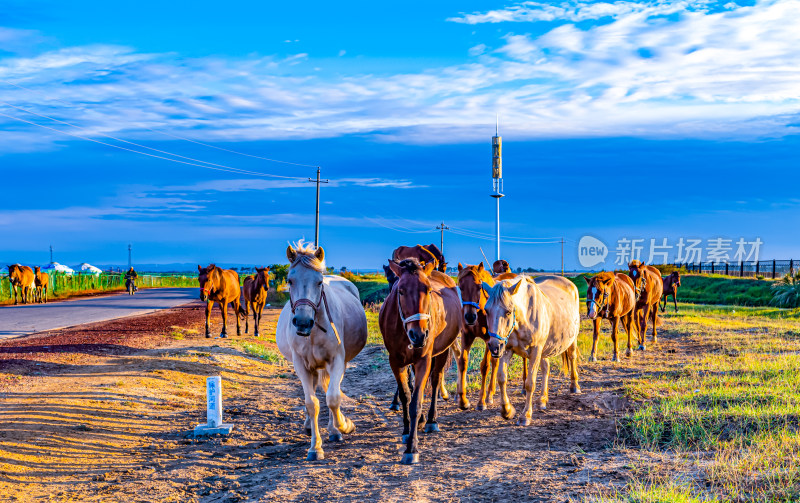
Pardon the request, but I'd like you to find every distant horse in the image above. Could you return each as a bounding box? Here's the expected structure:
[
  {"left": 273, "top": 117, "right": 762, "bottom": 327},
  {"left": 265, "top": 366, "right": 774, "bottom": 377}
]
[
  {"left": 456, "top": 262, "right": 499, "bottom": 410},
  {"left": 383, "top": 264, "right": 399, "bottom": 290},
  {"left": 482, "top": 275, "right": 581, "bottom": 425},
  {"left": 34, "top": 266, "right": 49, "bottom": 304},
  {"left": 584, "top": 272, "right": 636, "bottom": 361},
  {"left": 197, "top": 264, "right": 242, "bottom": 338},
  {"left": 661, "top": 271, "right": 681, "bottom": 312},
  {"left": 276, "top": 242, "right": 367, "bottom": 461},
  {"left": 240, "top": 267, "right": 270, "bottom": 337},
  {"left": 392, "top": 244, "right": 447, "bottom": 272},
  {"left": 492, "top": 260, "right": 510, "bottom": 274},
  {"left": 380, "top": 258, "right": 461, "bottom": 464},
  {"left": 7, "top": 264, "right": 34, "bottom": 304},
  {"left": 628, "top": 261, "right": 664, "bottom": 350}
]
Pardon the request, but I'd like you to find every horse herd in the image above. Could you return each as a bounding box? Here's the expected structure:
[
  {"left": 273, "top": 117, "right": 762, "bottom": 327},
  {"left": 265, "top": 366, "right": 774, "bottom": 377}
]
[
  {"left": 5, "top": 264, "right": 50, "bottom": 304},
  {"left": 190, "top": 241, "right": 684, "bottom": 465}
]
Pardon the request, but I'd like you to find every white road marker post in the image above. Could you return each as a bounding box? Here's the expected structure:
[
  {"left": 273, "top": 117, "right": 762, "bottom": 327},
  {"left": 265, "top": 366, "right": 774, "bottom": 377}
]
[{"left": 193, "top": 376, "right": 233, "bottom": 436}]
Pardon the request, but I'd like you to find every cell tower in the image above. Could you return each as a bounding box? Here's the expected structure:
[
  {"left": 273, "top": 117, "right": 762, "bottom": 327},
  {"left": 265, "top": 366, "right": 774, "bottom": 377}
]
[{"left": 490, "top": 117, "right": 504, "bottom": 262}]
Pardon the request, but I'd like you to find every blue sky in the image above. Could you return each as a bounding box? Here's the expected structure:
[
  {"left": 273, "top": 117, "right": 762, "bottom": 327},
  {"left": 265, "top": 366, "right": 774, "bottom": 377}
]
[{"left": 0, "top": 0, "right": 798, "bottom": 270}]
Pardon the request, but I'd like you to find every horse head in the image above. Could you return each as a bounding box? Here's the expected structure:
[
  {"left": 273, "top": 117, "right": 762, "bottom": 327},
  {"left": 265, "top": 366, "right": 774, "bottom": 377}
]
[
  {"left": 389, "top": 258, "right": 434, "bottom": 349},
  {"left": 584, "top": 272, "right": 614, "bottom": 319},
  {"left": 383, "top": 263, "right": 399, "bottom": 290},
  {"left": 197, "top": 264, "right": 217, "bottom": 302},
  {"left": 492, "top": 259, "right": 510, "bottom": 274},
  {"left": 628, "top": 260, "right": 648, "bottom": 301},
  {"left": 286, "top": 241, "right": 326, "bottom": 337},
  {"left": 255, "top": 267, "right": 270, "bottom": 292},
  {"left": 482, "top": 278, "right": 524, "bottom": 359},
  {"left": 457, "top": 262, "right": 489, "bottom": 327},
  {"left": 671, "top": 271, "right": 682, "bottom": 288}
]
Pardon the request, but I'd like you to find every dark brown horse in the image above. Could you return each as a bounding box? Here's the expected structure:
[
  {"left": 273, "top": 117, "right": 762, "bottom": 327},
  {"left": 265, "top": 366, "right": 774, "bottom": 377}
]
[
  {"left": 392, "top": 244, "right": 446, "bottom": 272},
  {"left": 584, "top": 272, "right": 637, "bottom": 361},
  {"left": 628, "top": 261, "right": 663, "bottom": 351},
  {"left": 240, "top": 267, "right": 270, "bottom": 337},
  {"left": 492, "top": 260, "right": 510, "bottom": 274},
  {"left": 379, "top": 258, "right": 461, "bottom": 464},
  {"left": 198, "top": 264, "right": 242, "bottom": 338},
  {"left": 34, "top": 266, "right": 49, "bottom": 304},
  {"left": 456, "top": 262, "right": 499, "bottom": 410},
  {"left": 661, "top": 271, "right": 681, "bottom": 312},
  {"left": 7, "top": 264, "right": 34, "bottom": 304}
]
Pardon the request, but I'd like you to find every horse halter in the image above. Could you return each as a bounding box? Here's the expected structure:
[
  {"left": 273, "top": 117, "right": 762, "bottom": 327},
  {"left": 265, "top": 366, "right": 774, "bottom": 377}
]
[
  {"left": 488, "top": 309, "right": 516, "bottom": 343},
  {"left": 290, "top": 286, "right": 341, "bottom": 345},
  {"left": 396, "top": 292, "right": 432, "bottom": 325},
  {"left": 587, "top": 288, "right": 611, "bottom": 317}
]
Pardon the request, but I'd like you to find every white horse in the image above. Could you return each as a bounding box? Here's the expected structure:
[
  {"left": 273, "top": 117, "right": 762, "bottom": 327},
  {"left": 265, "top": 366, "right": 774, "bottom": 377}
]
[
  {"left": 276, "top": 241, "right": 368, "bottom": 461},
  {"left": 482, "top": 275, "right": 581, "bottom": 426}
]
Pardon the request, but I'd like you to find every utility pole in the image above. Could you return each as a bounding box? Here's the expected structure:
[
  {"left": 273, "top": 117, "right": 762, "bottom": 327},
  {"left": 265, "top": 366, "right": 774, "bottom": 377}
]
[
  {"left": 490, "top": 117, "right": 504, "bottom": 263},
  {"left": 560, "top": 237, "right": 565, "bottom": 276},
  {"left": 307, "top": 167, "right": 329, "bottom": 248},
  {"left": 436, "top": 221, "right": 450, "bottom": 255},
  {"left": 49, "top": 245, "right": 53, "bottom": 264},
  {"left": 128, "top": 244, "right": 132, "bottom": 269}
]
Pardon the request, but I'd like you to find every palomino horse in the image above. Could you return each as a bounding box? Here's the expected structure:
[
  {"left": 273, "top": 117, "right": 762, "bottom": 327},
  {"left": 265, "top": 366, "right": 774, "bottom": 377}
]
[
  {"left": 628, "top": 260, "right": 663, "bottom": 350},
  {"left": 197, "top": 264, "right": 242, "bottom": 338},
  {"left": 584, "top": 272, "right": 636, "bottom": 361},
  {"left": 380, "top": 258, "right": 461, "bottom": 464},
  {"left": 7, "top": 264, "right": 34, "bottom": 304},
  {"left": 276, "top": 242, "right": 367, "bottom": 461},
  {"left": 661, "top": 271, "right": 681, "bottom": 312},
  {"left": 492, "top": 260, "right": 510, "bottom": 274},
  {"left": 241, "top": 267, "right": 270, "bottom": 337},
  {"left": 482, "top": 275, "right": 581, "bottom": 426},
  {"left": 456, "top": 262, "right": 499, "bottom": 410},
  {"left": 34, "top": 266, "right": 49, "bottom": 304}
]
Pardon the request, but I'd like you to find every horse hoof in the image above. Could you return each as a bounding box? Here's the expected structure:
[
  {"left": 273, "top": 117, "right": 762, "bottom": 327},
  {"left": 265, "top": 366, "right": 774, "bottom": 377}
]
[
  {"left": 589, "top": 355, "right": 597, "bottom": 363},
  {"left": 329, "top": 433, "right": 343, "bottom": 442},
  {"left": 571, "top": 385, "right": 582, "bottom": 394},
  {"left": 220, "top": 334, "right": 227, "bottom": 339},
  {"left": 517, "top": 417, "right": 532, "bottom": 427},
  {"left": 389, "top": 403, "right": 401, "bottom": 412},
  {"left": 501, "top": 405, "right": 516, "bottom": 420},
  {"left": 638, "top": 345, "right": 646, "bottom": 351},
  {"left": 476, "top": 403, "right": 486, "bottom": 411},
  {"left": 402, "top": 434, "right": 410, "bottom": 443},
  {"left": 401, "top": 453, "right": 419, "bottom": 465},
  {"left": 626, "top": 349, "right": 633, "bottom": 357},
  {"left": 612, "top": 355, "right": 619, "bottom": 362},
  {"left": 424, "top": 423, "right": 440, "bottom": 434},
  {"left": 307, "top": 450, "right": 324, "bottom": 461},
  {"left": 205, "top": 334, "right": 211, "bottom": 339},
  {"left": 458, "top": 399, "right": 470, "bottom": 410},
  {"left": 343, "top": 419, "right": 356, "bottom": 434},
  {"left": 439, "top": 391, "right": 450, "bottom": 401}
]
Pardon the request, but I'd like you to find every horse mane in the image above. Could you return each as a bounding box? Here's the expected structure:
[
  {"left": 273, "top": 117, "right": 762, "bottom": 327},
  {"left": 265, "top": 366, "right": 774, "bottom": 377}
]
[
  {"left": 629, "top": 260, "right": 643, "bottom": 268},
  {"left": 487, "top": 279, "right": 519, "bottom": 310},
  {"left": 290, "top": 240, "right": 326, "bottom": 272},
  {"left": 592, "top": 271, "right": 615, "bottom": 283},
  {"left": 397, "top": 258, "right": 424, "bottom": 275},
  {"left": 458, "top": 264, "right": 493, "bottom": 285}
]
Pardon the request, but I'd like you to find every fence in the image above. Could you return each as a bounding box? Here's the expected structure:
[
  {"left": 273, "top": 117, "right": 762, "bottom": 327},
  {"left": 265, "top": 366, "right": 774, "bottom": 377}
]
[
  {"left": 0, "top": 272, "right": 198, "bottom": 301},
  {"left": 677, "top": 259, "right": 797, "bottom": 279}
]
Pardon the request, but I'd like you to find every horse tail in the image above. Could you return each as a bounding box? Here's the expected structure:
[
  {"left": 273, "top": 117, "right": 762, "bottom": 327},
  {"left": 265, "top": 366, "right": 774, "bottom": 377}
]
[
  {"left": 317, "top": 368, "right": 330, "bottom": 393},
  {"left": 238, "top": 301, "right": 248, "bottom": 319},
  {"left": 561, "top": 352, "right": 569, "bottom": 376}
]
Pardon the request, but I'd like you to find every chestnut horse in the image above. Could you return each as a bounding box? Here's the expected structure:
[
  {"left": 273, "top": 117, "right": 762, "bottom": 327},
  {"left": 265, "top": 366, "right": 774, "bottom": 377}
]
[
  {"left": 34, "top": 266, "right": 49, "bottom": 304},
  {"left": 584, "top": 272, "right": 636, "bottom": 361},
  {"left": 379, "top": 258, "right": 461, "bottom": 464},
  {"left": 456, "top": 262, "right": 499, "bottom": 410},
  {"left": 7, "top": 264, "right": 34, "bottom": 304},
  {"left": 197, "top": 264, "right": 242, "bottom": 338},
  {"left": 661, "top": 271, "right": 681, "bottom": 312},
  {"left": 628, "top": 260, "right": 663, "bottom": 350},
  {"left": 240, "top": 267, "right": 270, "bottom": 337},
  {"left": 392, "top": 244, "right": 447, "bottom": 272},
  {"left": 483, "top": 275, "right": 581, "bottom": 425}
]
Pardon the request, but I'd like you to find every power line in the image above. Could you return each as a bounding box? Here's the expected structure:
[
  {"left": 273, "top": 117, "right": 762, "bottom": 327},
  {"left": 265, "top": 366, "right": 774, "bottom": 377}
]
[
  {"left": 1, "top": 79, "right": 318, "bottom": 168},
  {"left": 0, "top": 101, "right": 307, "bottom": 180}
]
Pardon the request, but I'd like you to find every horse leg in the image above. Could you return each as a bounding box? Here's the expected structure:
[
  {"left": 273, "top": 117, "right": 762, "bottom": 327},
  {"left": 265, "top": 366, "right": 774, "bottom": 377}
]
[
  {"left": 519, "top": 355, "right": 528, "bottom": 395},
  {"left": 651, "top": 305, "right": 659, "bottom": 344},
  {"left": 538, "top": 357, "right": 550, "bottom": 410},
  {"left": 590, "top": 318, "right": 600, "bottom": 362},
  {"left": 205, "top": 301, "right": 212, "bottom": 338},
  {"left": 44, "top": 285, "right": 47, "bottom": 304},
  {"left": 637, "top": 306, "right": 648, "bottom": 351},
  {"left": 568, "top": 340, "right": 581, "bottom": 393},
  {"left": 661, "top": 295, "right": 666, "bottom": 313},
  {"left": 391, "top": 364, "right": 411, "bottom": 441},
  {"left": 673, "top": 293, "right": 679, "bottom": 312},
  {"left": 457, "top": 332, "right": 475, "bottom": 410},
  {"left": 477, "top": 349, "right": 492, "bottom": 410},
  {"left": 295, "top": 364, "right": 323, "bottom": 461},
  {"left": 401, "top": 356, "right": 431, "bottom": 465},
  {"left": 624, "top": 313, "right": 634, "bottom": 357},
  {"left": 243, "top": 300, "right": 249, "bottom": 334},
  {"left": 518, "top": 347, "right": 541, "bottom": 426},
  {"left": 425, "top": 352, "right": 450, "bottom": 433},
  {"left": 611, "top": 316, "right": 620, "bottom": 362},
  {"left": 438, "top": 346, "right": 454, "bottom": 402},
  {"left": 497, "top": 352, "right": 516, "bottom": 420},
  {"left": 255, "top": 303, "right": 263, "bottom": 338},
  {"left": 219, "top": 301, "right": 228, "bottom": 338},
  {"left": 325, "top": 355, "right": 354, "bottom": 442},
  {"left": 234, "top": 299, "right": 241, "bottom": 336}
]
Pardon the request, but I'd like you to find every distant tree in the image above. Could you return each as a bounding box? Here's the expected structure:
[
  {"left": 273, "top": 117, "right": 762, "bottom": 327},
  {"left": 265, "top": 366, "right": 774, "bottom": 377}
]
[
  {"left": 771, "top": 272, "right": 800, "bottom": 308},
  {"left": 516, "top": 267, "right": 522, "bottom": 273}
]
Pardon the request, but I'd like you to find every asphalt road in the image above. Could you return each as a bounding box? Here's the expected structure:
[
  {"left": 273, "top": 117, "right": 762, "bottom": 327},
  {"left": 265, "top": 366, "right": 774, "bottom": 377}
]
[{"left": 0, "top": 288, "right": 200, "bottom": 339}]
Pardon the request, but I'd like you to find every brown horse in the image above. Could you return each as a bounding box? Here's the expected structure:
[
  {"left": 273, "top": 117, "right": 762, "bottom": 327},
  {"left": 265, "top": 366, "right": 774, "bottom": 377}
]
[
  {"left": 492, "top": 260, "right": 510, "bottom": 274},
  {"left": 240, "top": 267, "right": 270, "bottom": 337},
  {"left": 34, "top": 266, "right": 49, "bottom": 304},
  {"left": 392, "top": 244, "right": 446, "bottom": 272},
  {"left": 7, "top": 264, "right": 35, "bottom": 304},
  {"left": 379, "top": 258, "right": 461, "bottom": 464},
  {"left": 198, "top": 264, "right": 242, "bottom": 338},
  {"left": 584, "top": 272, "right": 637, "bottom": 361},
  {"left": 456, "top": 262, "right": 499, "bottom": 410},
  {"left": 661, "top": 271, "right": 681, "bottom": 312},
  {"left": 628, "top": 261, "right": 663, "bottom": 351}
]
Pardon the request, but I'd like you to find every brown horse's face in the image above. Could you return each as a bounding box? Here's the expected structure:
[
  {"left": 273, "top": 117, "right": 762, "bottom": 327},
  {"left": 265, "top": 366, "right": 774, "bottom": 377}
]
[
  {"left": 585, "top": 276, "right": 613, "bottom": 319},
  {"left": 672, "top": 271, "right": 682, "bottom": 288},
  {"left": 628, "top": 263, "right": 648, "bottom": 301},
  {"left": 256, "top": 267, "right": 270, "bottom": 291},
  {"left": 457, "top": 263, "right": 486, "bottom": 327},
  {"left": 198, "top": 264, "right": 216, "bottom": 302},
  {"left": 391, "top": 261, "right": 434, "bottom": 349}
]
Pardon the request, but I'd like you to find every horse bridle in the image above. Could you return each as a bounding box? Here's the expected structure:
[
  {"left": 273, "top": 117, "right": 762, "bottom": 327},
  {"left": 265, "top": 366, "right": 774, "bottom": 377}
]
[
  {"left": 488, "top": 309, "right": 516, "bottom": 343},
  {"left": 290, "top": 286, "right": 341, "bottom": 345},
  {"left": 587, "top": 287, "right": 611, "bottom": 318},
  {"left": 396, "top": 292, "right": 432, "bottom": 326}
]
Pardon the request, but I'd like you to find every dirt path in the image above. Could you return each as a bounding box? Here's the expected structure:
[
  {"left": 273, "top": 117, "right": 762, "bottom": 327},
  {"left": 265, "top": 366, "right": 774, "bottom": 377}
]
[{"left": 0, "top": 306, "right": 695, "bottom": 502}]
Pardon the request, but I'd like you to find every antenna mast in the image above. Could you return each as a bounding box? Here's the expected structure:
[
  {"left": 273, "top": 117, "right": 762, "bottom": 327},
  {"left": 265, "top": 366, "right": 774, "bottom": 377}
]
[{"left": 490, "top": 116, "right": 504, "bottom": 263}]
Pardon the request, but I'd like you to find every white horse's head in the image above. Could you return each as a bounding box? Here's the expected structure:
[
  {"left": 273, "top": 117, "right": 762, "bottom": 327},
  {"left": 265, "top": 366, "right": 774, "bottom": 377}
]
[
  {"left": 286, "top": 240, "right": 326, "bottom": 336},
  {"left": 482, "top": 279, "right": 525, "bottom": 358}
]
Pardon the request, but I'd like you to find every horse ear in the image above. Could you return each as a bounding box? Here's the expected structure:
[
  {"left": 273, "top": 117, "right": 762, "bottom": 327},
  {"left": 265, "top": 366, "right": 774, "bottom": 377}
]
[
  {"left": 388, "top": 260, "right": 402, "bottom": 277},
  {"left": 457, "top": 262, "right": 463, "bottom": 272},
  {"left": 197, "top": 265, "right": 202, "bottom": 272},
  {"left": 286, "top": 245, "right": 297, "bottom": 262},
  {"left": 481, "top": 281, "right": 493, "bottom": 293},
  {"left": 583, "top": 275, "right": 591, "bottom": 285},
  {"left": 209, "top": 263, "right": 216, "bottom": 270},
  {"left": 511, "top": 280, "right": 524, "bottom": 295},
  {"left": 265, "top": 267, "right": 270, "bottom": 273},
  {"left": 423, "top": 261, "right": 435, "bottom": 276},
  {"left": 315, "top": 246, "right": 325, "bottom": 262},
  {"left": 478, "top": 262, "right": 484, "bottom": 271}
]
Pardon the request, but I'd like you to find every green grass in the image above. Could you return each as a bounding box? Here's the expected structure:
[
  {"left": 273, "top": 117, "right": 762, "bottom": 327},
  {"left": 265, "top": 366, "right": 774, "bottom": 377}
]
[{"left": 240, "top": 342, "right": 285, "bottom": 364}]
